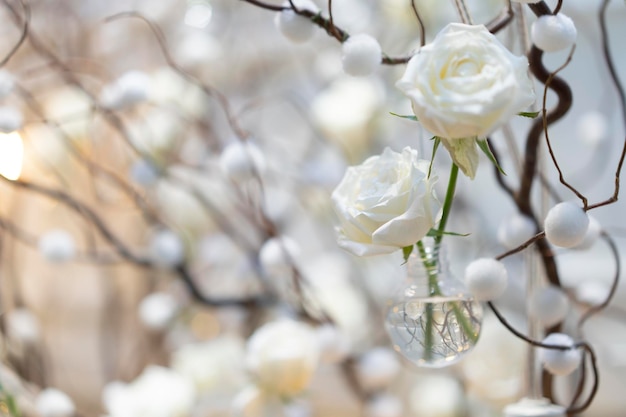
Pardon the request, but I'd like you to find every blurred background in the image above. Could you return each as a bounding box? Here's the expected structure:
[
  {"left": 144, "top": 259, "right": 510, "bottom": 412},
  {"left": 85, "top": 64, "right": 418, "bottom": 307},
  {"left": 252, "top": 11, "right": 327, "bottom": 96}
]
[{"left": 0, "top": 0, "right": 624, "bottom": 416}]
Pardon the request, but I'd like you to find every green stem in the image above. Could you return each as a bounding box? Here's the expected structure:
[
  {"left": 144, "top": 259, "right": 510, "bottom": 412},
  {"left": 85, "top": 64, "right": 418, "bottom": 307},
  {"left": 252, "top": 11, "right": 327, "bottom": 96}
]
[{"left": 436, "top": 163, "right": 459, "bottom": 244}]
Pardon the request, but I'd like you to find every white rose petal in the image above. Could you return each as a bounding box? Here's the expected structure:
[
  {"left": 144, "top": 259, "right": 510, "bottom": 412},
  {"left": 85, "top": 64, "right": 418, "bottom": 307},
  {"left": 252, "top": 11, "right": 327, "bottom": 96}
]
[
  {"left": 0, "top": 107, "right": 23, "bottom": 133},
  {"left": 342, "top": 34, "right": 382, "bottom": 77},
  {"left": 531, "top": 14, "right": 577, "bottom": 53},
  {"left": 331, "top": 147, "right": 441, "bottom": 256},
  {"left": 35, "top": 388, "right": 76, "bottom": 417},
  {"left": 138, "top": 292, "right": 179, "bottom": 331},
  {"left": 464, "top": 258, "right": 508, "bottom": 301},
  {"left": 396, "top": 23, "right": 534, "bottom": 140},
  {"left": 39, "top": 230, "right": 76, "bottom": 262},
  {"left": 544, "top": 202, "right": 589, "bottom": 248},
  {"left": 246, "top": 320, "right": 320, "bottom": 397},
  {"left": 540, "top": 333, "right": 581, "bottom": 376},
  {"left": 529, "top": 286, "right": 569, "bottom": 327}
]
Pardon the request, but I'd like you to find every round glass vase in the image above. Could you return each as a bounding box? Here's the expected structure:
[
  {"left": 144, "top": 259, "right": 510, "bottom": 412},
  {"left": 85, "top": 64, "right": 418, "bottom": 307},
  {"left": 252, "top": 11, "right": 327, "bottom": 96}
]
[{"left": 384, "top": 239, "right": 483, "bottom": 368}]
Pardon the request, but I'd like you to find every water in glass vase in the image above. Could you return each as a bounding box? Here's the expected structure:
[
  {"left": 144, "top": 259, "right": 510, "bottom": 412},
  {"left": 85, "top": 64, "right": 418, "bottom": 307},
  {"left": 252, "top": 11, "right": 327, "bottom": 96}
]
[{"left": 385, "top": 295, "right": 482, "bottom": 368}]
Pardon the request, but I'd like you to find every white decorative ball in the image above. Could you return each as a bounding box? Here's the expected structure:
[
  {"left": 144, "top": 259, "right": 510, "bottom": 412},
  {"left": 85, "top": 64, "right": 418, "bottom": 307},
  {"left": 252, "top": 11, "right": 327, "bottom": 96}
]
[
  {"left": 0, "top": 70, "right": 15, "bottom": 99},
  {"left": 138, "top": 292, "right": 179, "bottom": 331},
  {"left": 573, "top": 215, "right": 601, "bottom": 250},
  {"left": 365, "top": 394, "right": 403, "bottom": 417},
  {"left": 0, "top": 107, "right": 23, "bottom": 133},
  {"left": 529, "top": 286, "right": 569, "bottom": 327},
  {"left": 130, "top": 159, "right": 160, "bottom": 186},
  {"left": 219, "top": 141, "right": 267, "bottom": 182},
  {"left": 274, "top": 0, "right": 318, "bottom": 44},
  {"left": 341, "top": 34, "right": 382, "bottom": 77},
  {"left": 150, "top": 230, "right": 185, "bottom": 267},
  {"left": 316, "top": 324, "right": 351, "bottom": 364},
  {"left": 6, "top": 308, "right": 40, "bottom": 343},
  {"left": 497, "top": 213, "right": 536, "bottom": 249},
  {"left": 100, "top": 70, "right": 151, "bottom": 109},
  {"left": 259, "top": 236, "right": 300, "bottom": 278},
  {"left": 356, "top": 347, "right": 400, "bottom": 392},
  {"left": 464, "top": 258, "right": 508, "bottom": 302},
  {"left": 544, "top": 202, "right": 589, "bottom": 248},
  {"left": 577, "top": 111, "right": 608, "bottom": 146},
  {"left": 39, "top": 230, "right": 76, "bottom": 262},
  {"left": 531, "top": 14, "right": 577, "bottom": 53},
  {"left": 35, "top": 388, "right": 76, "bottom": 417},
  {"left": 540, "top": 333, "right": 581, "bottom": 376}
]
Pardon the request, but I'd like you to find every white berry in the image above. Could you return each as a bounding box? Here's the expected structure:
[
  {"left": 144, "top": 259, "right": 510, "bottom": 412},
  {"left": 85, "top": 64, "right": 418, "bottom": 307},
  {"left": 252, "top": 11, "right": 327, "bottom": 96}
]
[
  {"left": 219, "top": 141, "right": 266, "bottom": 182},
  {"left": 529, "top": 286, "right": 569, "bottom": 327},
  {"left": 39, "top": 230, "right": 76, "bottom": 262},
  {"left": 544, "top": 202, "right": 589, "bottom": 248},
  {"left": 138, "top": 292, "right": 179, "bottom": 331},
  {"left": 497, "top": 213, "right": 536, "bottom": 249},
  {"left": 540, "top": 333, "right": 581, "bottom": 376},
  {"left": 35, "top": 388, "right": 76, "bottom": 417},
  {"left": 573, "top": 215, "right": 601, "bottom": 250},
  {"left": 342, "top": 34, "right": 382, "bottom": 77},
  {"left": 464, "top": 258, "right": 508, "bottom": 301},
  {"left": 274, "top": 0, "right": 318, "bottom": 44},
  {"left": 531, "top": 14, "right": 577, "bottom": 53},
  {"left": 0, "top": 107, "right": 23, "bottom": 133}
]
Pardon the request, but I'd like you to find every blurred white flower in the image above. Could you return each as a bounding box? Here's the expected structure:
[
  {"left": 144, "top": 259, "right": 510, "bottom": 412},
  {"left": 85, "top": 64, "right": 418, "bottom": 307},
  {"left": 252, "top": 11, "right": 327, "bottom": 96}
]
[
  {"left": 38, "top": 229, "right": 76, "bottom": 262},
  {"left": 246, "top": 320, "right": 320, "bottom": 397},
  {"left": 138, "top": 292, "right": 179, "bottom": 331},
  {"left": 6, "top": 308, "right": 40, "bottom": 344},
  {"left": 332, "top": 147, "right": 440, "bottom": 256},
  {"left": 103, "top": 366, "right": 196, "bottom": 417},
  {"left": 171, "top": 336, "right": 247, "bottom": 395},
  {"left": 35, "top": 388, "right": 75, "bottom": 417}
]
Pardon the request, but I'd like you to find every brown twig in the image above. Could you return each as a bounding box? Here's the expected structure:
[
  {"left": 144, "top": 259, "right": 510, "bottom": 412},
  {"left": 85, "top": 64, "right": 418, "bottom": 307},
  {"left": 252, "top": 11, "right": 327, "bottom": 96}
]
[{"left": 0, "top": 0, "right": 29, "bottom": 67}]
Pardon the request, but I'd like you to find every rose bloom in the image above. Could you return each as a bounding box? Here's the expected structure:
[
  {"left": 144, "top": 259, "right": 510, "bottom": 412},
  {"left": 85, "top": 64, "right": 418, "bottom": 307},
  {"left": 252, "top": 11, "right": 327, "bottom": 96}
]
[
  {"left": 246, "top": 320, "right": 320, "bottom": 398},
  {"left": 396, "top": 23, "right": 535, "bottom": 140},
  {"left": 331, "top": 147, "right": 440, "bottom": 256}
]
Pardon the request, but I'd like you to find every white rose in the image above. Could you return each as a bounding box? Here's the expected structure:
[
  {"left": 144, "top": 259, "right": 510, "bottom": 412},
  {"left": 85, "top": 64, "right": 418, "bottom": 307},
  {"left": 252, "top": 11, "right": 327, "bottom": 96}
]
[
  {"left": 331, "top": 147, "right": 440, "bottom": 256},
  {"left": 246, "top": 320, "right": 320, "bottom": 398},
  {"left": 397, "top": 23, "right": 534, "bottom": 140}
]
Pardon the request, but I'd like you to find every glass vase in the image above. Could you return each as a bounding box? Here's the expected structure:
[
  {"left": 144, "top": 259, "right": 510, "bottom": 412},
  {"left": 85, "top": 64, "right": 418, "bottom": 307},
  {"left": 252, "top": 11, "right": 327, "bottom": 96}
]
[{"left": 384, "top": 238, "right": 483, "bottom": 368}]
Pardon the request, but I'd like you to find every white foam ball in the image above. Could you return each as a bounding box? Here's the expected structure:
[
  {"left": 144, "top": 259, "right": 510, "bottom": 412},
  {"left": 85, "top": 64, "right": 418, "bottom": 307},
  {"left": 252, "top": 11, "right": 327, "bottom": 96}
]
[
  {"left": 531, "top": 14, "right": 577, "bottom": 53},
  {"left": 573, "top": 216, "right": 601, "bottom": 250},
  {"left": 0, "top": 70, "right": 15, "bottom": 99},
  {"left": 130, "top": 159, "right": 160, "bottom": 186},
  {"left": 6, "top": 308, "right": 40, "bottom": 343},
  {"left": 464, "top": 258, "right": 508, "bottom": 302},
  {"left": 365, "top": 394, "right": 403, "bottom": 417},
  {"left": 540, "top": 333, "right": 581, "bottom": 376},
  {"left": 0, "top": 107, "right": 23, "bottom": 133},
  {"left": 575, "top": 281, "right": 609, "bottom": 305},
  {"left": 259, "top": 236, "right": 300, "bottom": 277},
  {"left": 529, "top": 286, "right": 569, "bottom": 327},
  {"left": 274, "top": 0, "right": 318, "bottom": 43},
  {"left": 497, "top": 214, "right": 536, "bottom": 250},
  {"left": 138, "top": 292, "right": 179, "bottom": 330},
  {"left": 39, "top": 230, "right": 76, "bottom": 262},
  {"left": 219, "top": 141, "right": 267, "bottom": 182},
  {"left": 356, "top": 347, "right": 400, "bottom": 392},
  {"left": 544, "top": 202, "right": 589, "bottom": 248},
  {"left": 150, "top": 230, "right": 185, "bottom": 267},
  {"left": 35, "top": 388, "right": 76, "bottom": 417},
  {"left": 577, "top": 111, "right": 608, "bottom": 146},
  {"left": 341, "top": 34, "right": 382, "bottom": 77}
]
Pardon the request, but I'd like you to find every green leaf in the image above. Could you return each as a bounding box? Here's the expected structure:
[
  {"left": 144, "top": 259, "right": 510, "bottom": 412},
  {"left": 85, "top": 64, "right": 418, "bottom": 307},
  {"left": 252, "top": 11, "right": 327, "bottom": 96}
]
[
  {"left": 389, "top": 112, "right": 418, "bottom": 122},
  {"left": 518, "top": 111, "right": 540, "bottom": 118},
  {"left": 476, "top": 138, "right": 506, "bottom": 176},
  {"left": 427, "top": 228, "right": 470, "bottom": 238},
  {"left": 402, "top": 245, "right": 414, "bottom": 264},
  {"left": 428, "top": 137, "right": 441, "bottom": 179}
]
